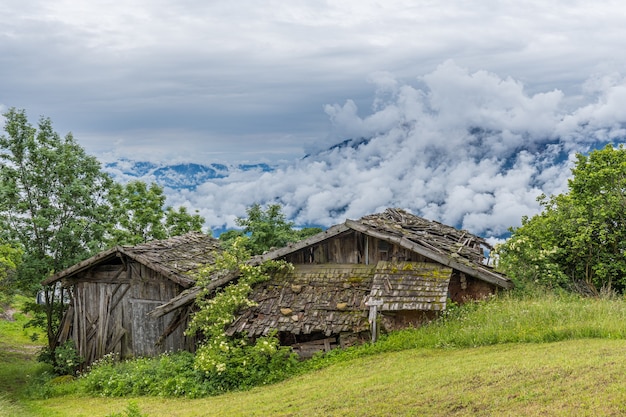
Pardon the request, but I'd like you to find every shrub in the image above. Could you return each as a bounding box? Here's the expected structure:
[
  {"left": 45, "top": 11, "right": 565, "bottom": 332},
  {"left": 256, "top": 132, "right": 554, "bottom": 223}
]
[
  {"left": 80, "top": 351, "right": 212, "bottom": 398},
  {"left": 38, "top": 340, "right": 83, "bottom": 376}
]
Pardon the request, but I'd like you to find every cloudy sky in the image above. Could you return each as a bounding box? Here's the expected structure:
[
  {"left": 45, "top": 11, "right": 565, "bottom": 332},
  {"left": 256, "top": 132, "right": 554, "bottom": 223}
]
[{"left": 2, "top": 1, "right": 626, "bottom": 238}]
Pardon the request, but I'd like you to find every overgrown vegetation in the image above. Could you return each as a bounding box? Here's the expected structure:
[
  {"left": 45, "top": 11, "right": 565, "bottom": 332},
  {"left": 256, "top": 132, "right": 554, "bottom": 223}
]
[
  {"left": 497, "top": 144, "right": 626, "bottom": 294},
  {"left": 16, "top": 286, "right": 626, "bottom": 401},
  {"left": 186, "top": 238, "right": 299, "bottom": 393}
]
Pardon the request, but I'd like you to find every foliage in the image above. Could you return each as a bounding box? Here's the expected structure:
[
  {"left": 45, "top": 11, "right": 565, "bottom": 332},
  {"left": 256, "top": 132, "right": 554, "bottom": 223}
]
[
  {"left": 0, "top": 242, "right": 23, "bottom": 306},
  {"left": 80, "top": 351, "right": 209, "bottom": 398},
  {"left": 37, "top": 340, "right": 82, "bottom": 376},
  {"left": 0, "top": 108, "right": 113, "bottom": 292},
  {"left": 107, "top": 180, "right": 205, "bottom": 246},
  {"left": 0, "top": 107, "right": 114, "bottom": 352},
  {"left": 187, "top": 238, "right": 298, "bottom": 393},
  {"left": 106, "top": 401, "right": 147, "bottom": 417},
  {"left": 220, "top": 203, "right": 322, "bottom": 255},
  {"left": 496, "top": 144, "right": 626, "bottom": 293}
]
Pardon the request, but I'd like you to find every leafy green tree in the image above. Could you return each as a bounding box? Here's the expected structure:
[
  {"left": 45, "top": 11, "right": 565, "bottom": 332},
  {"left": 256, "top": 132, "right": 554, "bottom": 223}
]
[
  {"left": 164, "top": 205, "right": 205, "bottom": 238},
  {"left": 222, "top": 203, "right": 322, "bottom": 255},
  {"left": 0, "top": 241, "right": 23, "bottom": 305},
  {"left": 0, "top": 107, "right": 113, "bottom": 347},
  {"left": 107, "top": 181, "right": 167, "bottom": 245},
  {"left": 107, "top": 180, "right": 205, "bottom": 246},
  {"left": 497, "top": 144, "right": 626, "bottom": 293}
]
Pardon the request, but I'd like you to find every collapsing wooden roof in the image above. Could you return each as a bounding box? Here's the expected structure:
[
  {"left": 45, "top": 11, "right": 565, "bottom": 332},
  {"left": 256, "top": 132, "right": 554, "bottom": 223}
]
[
  {"left": 254, "top": 208, "right": 511, "bottom": 289},
  {"left": 228, "top": 264, "right": 375, "bottom": 338},
  {"left": 42, "top": 232, "right": 221, "bottom": 288},
  {"left": 151, "top": 208, "right": 511, "bottom": 319},
  {"left": 227, "top": 260, "right": 453, "bottom": 338}
]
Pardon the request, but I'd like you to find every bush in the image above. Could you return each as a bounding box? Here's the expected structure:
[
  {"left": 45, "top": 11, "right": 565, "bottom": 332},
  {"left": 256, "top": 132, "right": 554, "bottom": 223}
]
[
  {"left": 38, "top": 340, "right": 83, "bottom": 376},
  {"left": 80, "top": 351, "right": 213, "bottom": 398},
  {"left": 194, "top": 332, "right": 299, "bottom": 394}
]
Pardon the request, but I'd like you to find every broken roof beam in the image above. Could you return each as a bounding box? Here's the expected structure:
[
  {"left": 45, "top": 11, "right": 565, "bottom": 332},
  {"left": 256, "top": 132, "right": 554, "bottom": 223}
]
[
  {"left": 251, "top": 223, "right": 351, "bottom": 263},
  {"left": 148, "top": 269, "right": 240, "bottom": 318},
  {"left": 345, "top": 220, "right": 512, "bottom": 289}
]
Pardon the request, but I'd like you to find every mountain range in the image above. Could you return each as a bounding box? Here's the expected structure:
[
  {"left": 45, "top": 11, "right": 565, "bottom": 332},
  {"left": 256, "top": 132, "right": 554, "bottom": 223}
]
[{"left": 104, "top": 159, "right": 273, "bottom": 190}]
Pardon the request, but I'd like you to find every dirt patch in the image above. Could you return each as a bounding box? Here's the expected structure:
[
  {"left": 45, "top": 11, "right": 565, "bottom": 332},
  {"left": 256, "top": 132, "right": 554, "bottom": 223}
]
[{"left": 0, "top": 307, "right": 17, "bottom": 321}]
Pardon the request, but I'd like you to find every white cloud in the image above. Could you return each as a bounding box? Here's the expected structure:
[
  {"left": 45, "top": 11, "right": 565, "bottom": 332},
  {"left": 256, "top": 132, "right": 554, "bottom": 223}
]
[
  {"left": 157, "top": 62, "right": 626, "bottom": 239},
  {"left": 3, "top": 1, "right": 626, "bottom": 239}
]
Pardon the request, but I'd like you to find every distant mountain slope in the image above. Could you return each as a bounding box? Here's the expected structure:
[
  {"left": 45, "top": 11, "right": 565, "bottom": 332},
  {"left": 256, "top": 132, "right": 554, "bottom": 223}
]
[{"left": 104, "top": 158, "right": 273, "bottom": 190}]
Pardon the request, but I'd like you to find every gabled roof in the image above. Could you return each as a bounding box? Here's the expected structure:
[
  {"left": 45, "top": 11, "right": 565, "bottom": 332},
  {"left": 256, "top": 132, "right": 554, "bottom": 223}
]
[
  {"left": 42, "top": 232, "right": 221, "bottom": 288},
  {"left": 254, "top": 208, "right": 512, "bottom": 289}
]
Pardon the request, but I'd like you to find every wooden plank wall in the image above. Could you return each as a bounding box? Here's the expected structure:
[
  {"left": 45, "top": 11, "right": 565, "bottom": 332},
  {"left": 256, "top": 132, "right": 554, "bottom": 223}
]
[
  {"left": 283, "top": 231, "right": 429, "bottom": 266},
  {"left": 69, "top": 261, "right": 189, "bottom": 365}
]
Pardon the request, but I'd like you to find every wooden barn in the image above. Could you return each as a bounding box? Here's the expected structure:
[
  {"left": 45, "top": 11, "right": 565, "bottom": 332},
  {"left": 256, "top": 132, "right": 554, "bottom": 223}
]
[
  {"left": 226, "top": 208, "right": 512, "bottom": 357},
  {"left": 41, "top": 232, "right": 220, "bottom": 366}
]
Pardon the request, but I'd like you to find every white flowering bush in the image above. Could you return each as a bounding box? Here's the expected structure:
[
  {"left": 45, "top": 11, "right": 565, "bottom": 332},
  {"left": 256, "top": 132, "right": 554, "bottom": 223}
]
[
  {"left": 37, "top": 340, "right": 83, "bottom": 376},
  {"left": 187, "top": 237, "right": 298, "bottom": 392}
]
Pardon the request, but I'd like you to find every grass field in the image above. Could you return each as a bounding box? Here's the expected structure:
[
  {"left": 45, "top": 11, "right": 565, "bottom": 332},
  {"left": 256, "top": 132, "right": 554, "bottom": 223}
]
[{"left": 3, "top": 292, "right": 626, "bottom": 416}]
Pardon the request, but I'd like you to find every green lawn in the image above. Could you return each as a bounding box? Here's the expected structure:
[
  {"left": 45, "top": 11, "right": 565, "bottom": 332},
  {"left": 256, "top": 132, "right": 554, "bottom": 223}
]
[
  {"left": 20, "top": 340, "right": 626, "bottom": 417},
  {"left": 0, "top": 301, "right": 45, "bottom": 417}
]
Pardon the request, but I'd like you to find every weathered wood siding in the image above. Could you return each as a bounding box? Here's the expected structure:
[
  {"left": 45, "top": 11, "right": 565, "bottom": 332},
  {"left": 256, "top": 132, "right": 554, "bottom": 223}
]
[
  {"left": 67, "top": 260, "right": 190, "bottom": 365},
  {"left": 282, "top": 231, "right": 429, "bottom": 265}
]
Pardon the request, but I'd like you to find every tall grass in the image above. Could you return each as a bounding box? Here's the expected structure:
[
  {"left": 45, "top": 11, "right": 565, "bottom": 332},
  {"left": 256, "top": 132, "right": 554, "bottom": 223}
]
[{"left": 305, "top": 290, "right": 626, "bottom": 368}]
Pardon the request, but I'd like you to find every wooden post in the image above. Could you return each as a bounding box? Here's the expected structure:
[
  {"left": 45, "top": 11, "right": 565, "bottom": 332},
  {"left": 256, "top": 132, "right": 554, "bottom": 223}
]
[{"left": 366, "top": 298, "right": 383, "bottom": 343}]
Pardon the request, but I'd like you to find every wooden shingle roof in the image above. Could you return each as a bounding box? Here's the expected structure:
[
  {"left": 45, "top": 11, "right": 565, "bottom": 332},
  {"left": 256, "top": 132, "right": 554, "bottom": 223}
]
[
  {"left": 255, "top": 208, "right": 511, "bottom": 289},
  {"left": 42, "top": 232, "right": 221, "bottom": 288},
  {"left": 228, "top": 260, "right": 455, "bottom": 338},
  {"left": 371, "top": 261, "right": 451, "bottom": 312},
  {"left": 227, "top": 264, "right": 374, "bottom": 338}
]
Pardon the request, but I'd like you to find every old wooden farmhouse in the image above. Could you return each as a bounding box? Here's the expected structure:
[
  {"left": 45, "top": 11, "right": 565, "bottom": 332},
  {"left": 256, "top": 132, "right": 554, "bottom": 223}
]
[
  {"left": 41, "top": 232, "right": 220, "bottom": 365},
  {"left": 225, "top": 208, "right": 512, "bottom": 357},
  {"left": 44, "top": 208, "right": 512, "bottom": 363}
]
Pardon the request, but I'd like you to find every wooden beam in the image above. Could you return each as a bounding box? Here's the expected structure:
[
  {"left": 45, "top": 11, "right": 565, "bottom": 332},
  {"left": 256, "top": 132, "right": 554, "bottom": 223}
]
[
  {"left": 345, "top": 220, "right": 513, "bottom": 289},
  {"left": 148, "top": 269, "right": 240, "bottom": 318},
  {"left": 251, "top": 223, "right": 351, "bottom": 263},
  {"left": 42, "top": 247, "right": 120, "bottom": 285}
]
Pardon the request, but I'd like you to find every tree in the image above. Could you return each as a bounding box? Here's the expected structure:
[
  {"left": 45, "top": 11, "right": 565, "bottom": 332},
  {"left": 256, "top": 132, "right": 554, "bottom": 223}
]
[
  {"left": 0, "top": 241, "right": 23, "bottom": 306},
  {"left": 0, "top": 108, "right": 207, "bottom": 355},
  {"left": 106, "top": 180, "right": 205, "bottom": 246},
  {"left": 496, "top": 144, "right": 626, "bottom": 293},
  {"left": 0, "top": 108, "right": 113, "bottom": 348},
  {"left": 220, "top": 203, "right": 322, "bottom": 255}
]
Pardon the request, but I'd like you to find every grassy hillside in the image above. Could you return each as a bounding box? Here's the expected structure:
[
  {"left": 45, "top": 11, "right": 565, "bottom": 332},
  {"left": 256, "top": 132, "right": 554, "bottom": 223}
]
[
  {"left": 3, "top": 291, "right": 626, "bottom": 416},
  {"left": 0, "top": 297, "right": 44, "bottom": 417},
  {"left": 23, "top": 340, "right": 626, "bottom": 416}
]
